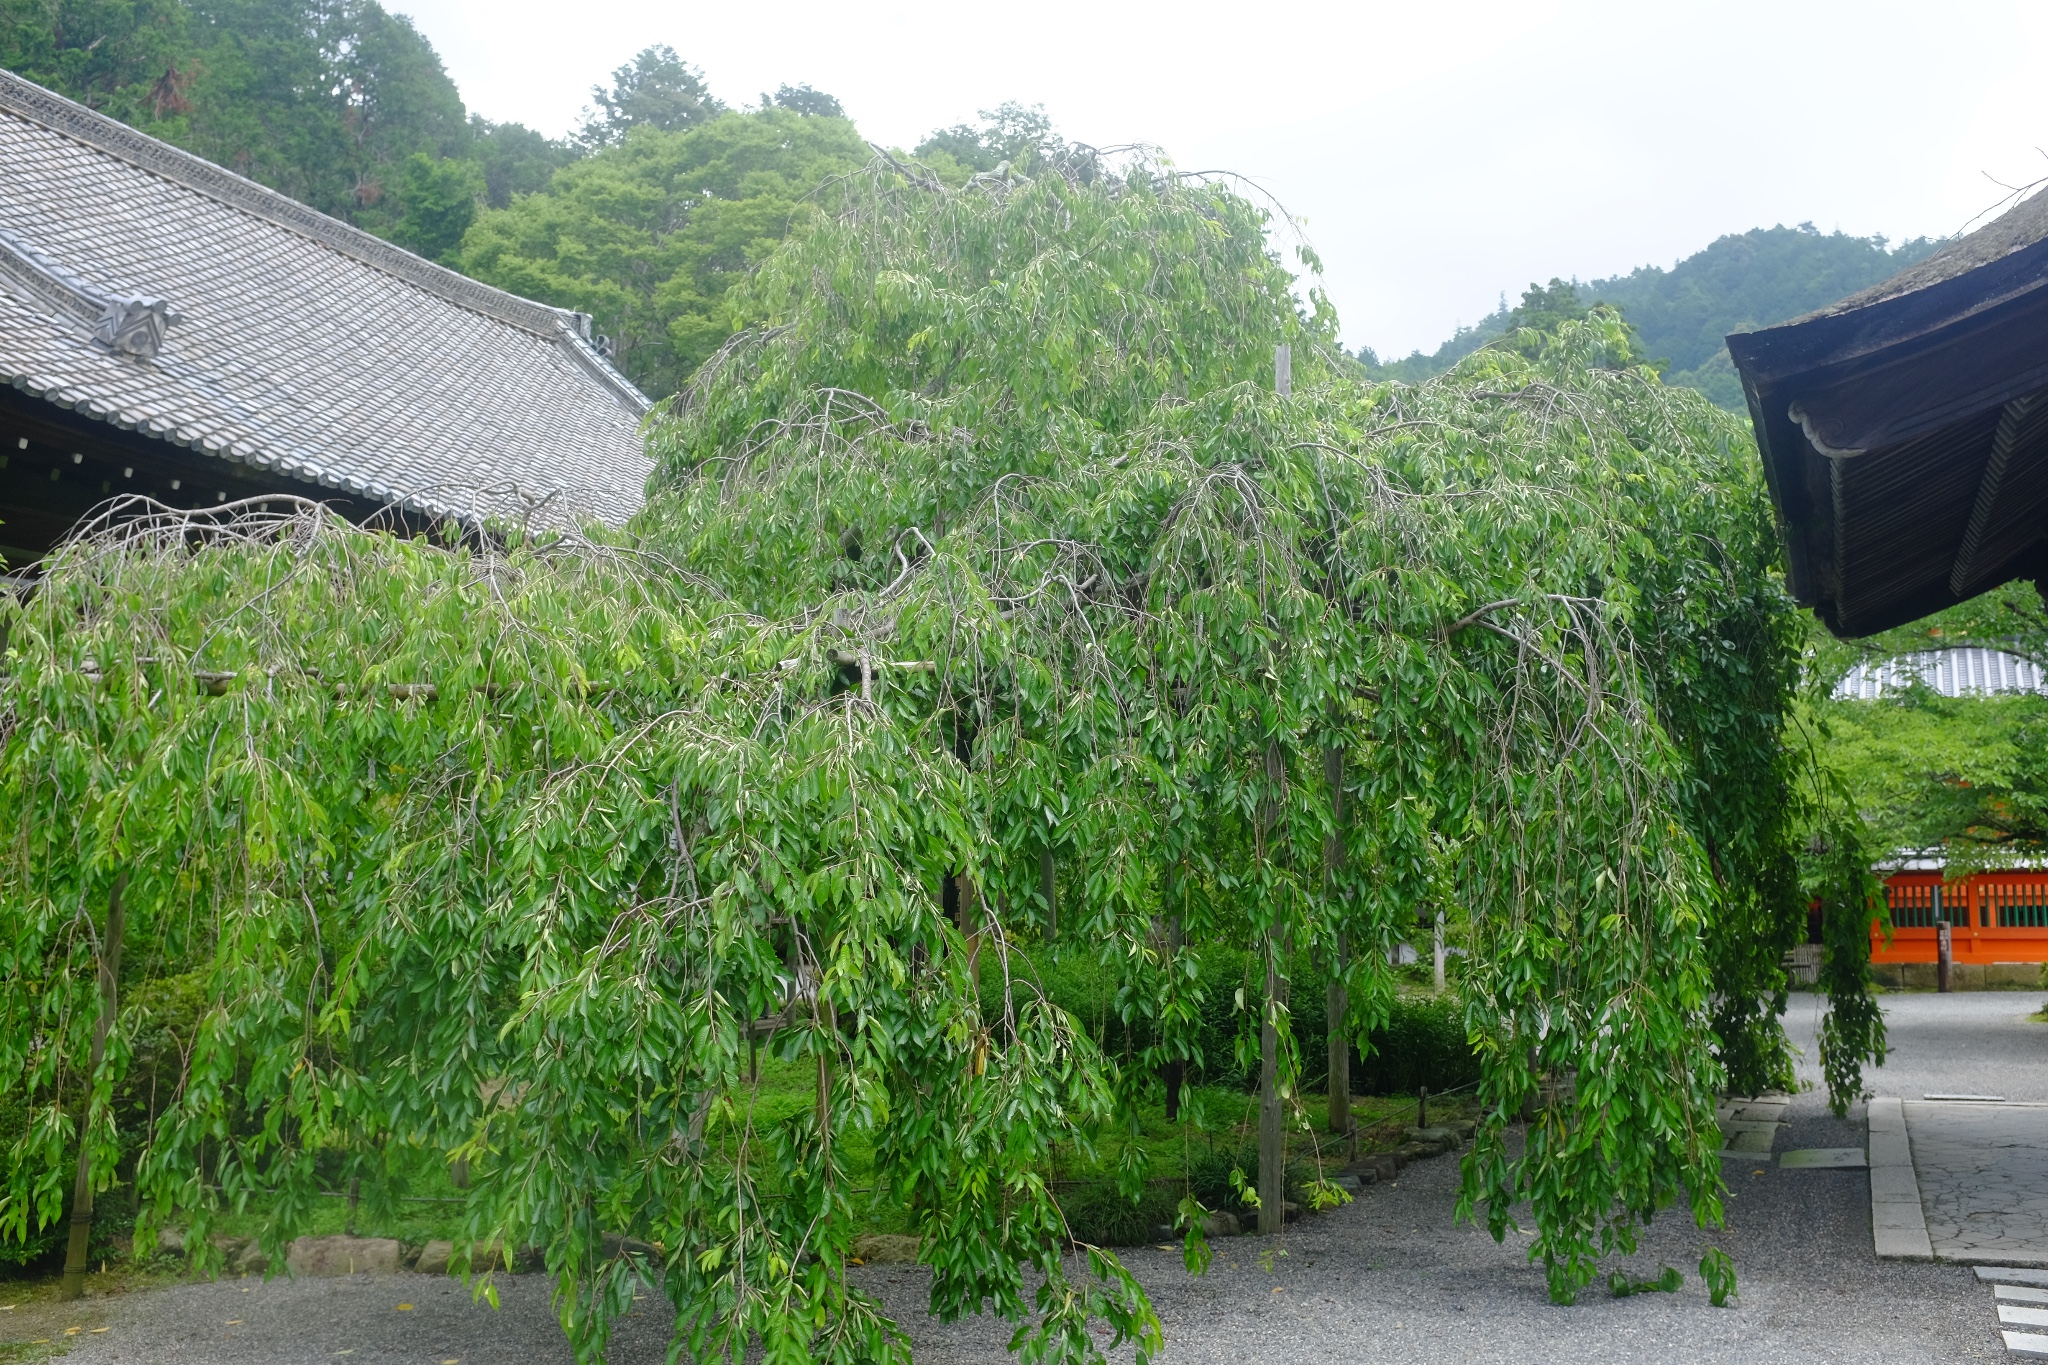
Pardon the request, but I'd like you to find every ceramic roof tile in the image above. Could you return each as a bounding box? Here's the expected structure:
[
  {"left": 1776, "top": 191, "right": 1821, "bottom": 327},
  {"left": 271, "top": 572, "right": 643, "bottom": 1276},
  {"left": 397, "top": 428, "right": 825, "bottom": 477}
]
[{"left": 0, "top": 68, "right": 653, "bottom": 531}]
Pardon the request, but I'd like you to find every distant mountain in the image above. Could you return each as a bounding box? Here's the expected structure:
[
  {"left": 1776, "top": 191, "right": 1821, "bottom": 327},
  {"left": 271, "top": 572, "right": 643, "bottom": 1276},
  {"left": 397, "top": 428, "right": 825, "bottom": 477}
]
[{"left": 1361, "top": 224, "right": 1941, "bottom": 407}]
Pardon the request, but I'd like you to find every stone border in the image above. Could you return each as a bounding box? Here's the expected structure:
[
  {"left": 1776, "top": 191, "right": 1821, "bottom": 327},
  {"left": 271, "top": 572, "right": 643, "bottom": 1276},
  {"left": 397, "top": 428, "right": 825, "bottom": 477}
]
[{"left": 1869, "top": 1096, "right": 1934, "bottom": 1260}]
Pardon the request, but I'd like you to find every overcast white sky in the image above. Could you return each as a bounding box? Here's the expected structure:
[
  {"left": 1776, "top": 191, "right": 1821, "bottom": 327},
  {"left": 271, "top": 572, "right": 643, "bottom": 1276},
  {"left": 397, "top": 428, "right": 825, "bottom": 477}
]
[{"left": 395, "top": 0, "right": 2048, "bottom": 359}]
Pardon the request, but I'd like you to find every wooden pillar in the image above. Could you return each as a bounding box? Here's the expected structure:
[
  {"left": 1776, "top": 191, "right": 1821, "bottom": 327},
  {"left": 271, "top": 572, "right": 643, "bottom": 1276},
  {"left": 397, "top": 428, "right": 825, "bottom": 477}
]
[{"left": 60, "top": 873, "right": 126, "bottom": 1302}]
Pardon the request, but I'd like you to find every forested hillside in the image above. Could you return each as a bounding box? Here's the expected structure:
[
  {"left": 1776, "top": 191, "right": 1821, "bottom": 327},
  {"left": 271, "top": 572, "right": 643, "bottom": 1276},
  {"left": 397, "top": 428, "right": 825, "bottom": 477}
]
[
  {"left": 1364, "top": 225, "right": 1939, "bottom": 406},
  {"left": 0, "top": 0, "right": 578, "bottom": 260}
]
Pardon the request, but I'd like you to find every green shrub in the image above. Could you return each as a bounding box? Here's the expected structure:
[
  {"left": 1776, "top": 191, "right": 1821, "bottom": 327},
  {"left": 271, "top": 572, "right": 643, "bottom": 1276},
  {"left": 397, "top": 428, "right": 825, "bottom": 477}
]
[
  {"left": 989, "top": 943, "right": 1255, "bottom": 1088},
  {"left": 1054, "top": 1181, "right": 1180, "bottom": 1247},
  {"left": 1350, "top": 994, "right": 1482, "bottom": 1096},
  {"left": 997, "top": 944, "right": 1481, "bottom": 1100}
]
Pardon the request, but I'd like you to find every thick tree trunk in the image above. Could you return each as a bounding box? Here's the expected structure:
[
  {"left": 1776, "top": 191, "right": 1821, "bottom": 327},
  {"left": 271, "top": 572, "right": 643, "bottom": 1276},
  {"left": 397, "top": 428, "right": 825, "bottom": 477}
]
[{"left": 60, "top": 873, "right": 126, "bottom": 1302}]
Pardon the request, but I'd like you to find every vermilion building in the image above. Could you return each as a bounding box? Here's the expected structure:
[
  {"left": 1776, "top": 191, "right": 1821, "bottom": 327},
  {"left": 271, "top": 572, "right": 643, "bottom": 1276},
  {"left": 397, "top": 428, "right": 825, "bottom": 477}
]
[{"left": 1870, "top": 863, "right": 2048, "bottom": 989}]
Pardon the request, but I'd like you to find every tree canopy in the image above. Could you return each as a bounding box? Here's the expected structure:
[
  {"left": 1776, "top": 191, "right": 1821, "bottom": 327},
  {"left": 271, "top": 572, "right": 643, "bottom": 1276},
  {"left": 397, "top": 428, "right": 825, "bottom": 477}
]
[
  {"left": 576, "top": 44, "right": 725, "bottom": 149},
  {"left": 1802, "top": 582, "right": 2048, "bottom": 873},
  {"left": 459, "top": 106, "right": 869, "bottom": 396},
  {"left": 913, "top": 101, "right": 1067, "bottom": 177},
  {"left": 0, "top": 154, "right": 1883, "bottom": 1364}
]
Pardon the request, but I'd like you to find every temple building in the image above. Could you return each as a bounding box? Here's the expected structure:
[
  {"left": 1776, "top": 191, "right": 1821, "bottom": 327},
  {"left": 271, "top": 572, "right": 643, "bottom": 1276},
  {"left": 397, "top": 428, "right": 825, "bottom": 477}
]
[
  {"left": 0, "top": 68, "right": 651, "bottom": 569},
  {"left": 1732, "top": 190, "right": 2048, "bottom": 983}
]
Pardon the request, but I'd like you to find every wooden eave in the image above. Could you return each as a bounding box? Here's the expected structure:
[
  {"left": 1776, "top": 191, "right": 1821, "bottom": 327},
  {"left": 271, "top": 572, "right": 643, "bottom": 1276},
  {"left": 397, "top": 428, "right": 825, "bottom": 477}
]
[
  {"left": 1728, "top": 229, "right": 2048, "bottom": 637},
  {"left": 1, "top": 386, "right": 410, "bottom": 568}
]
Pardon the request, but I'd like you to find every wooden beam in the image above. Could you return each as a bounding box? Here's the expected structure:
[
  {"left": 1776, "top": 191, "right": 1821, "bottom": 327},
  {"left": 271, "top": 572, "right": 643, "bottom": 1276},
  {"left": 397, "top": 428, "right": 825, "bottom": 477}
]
[
  {"left": 0, "top": 387, "right": 408, "bottom": 568},
  {"left": 1951, "top": 392, "right": 2048, "bottom": 597}
]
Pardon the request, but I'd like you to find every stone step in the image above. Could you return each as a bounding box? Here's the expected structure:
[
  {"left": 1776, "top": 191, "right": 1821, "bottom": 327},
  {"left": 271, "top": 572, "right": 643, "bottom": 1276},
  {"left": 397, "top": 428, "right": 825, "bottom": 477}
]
[{"left": 1720, "top": 1125, "right": 1778, "bottom": 1154}]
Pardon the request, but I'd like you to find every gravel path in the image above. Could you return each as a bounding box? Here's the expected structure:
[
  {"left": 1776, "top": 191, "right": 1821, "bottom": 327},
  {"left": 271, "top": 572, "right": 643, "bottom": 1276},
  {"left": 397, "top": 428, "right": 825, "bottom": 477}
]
[
  {"left": 18, "top": 988, "right": 2040, "bottom": 1364},
  {"left": 1781, "top": 988, "right": 2048, "bottom": 1102}
]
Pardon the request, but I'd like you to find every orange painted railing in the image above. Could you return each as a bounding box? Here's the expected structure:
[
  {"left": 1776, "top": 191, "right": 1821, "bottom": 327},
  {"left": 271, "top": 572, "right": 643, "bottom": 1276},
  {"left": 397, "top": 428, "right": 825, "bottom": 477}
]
[{"left": 1871, "top": 870, "right": 2048, "bottom": 964}]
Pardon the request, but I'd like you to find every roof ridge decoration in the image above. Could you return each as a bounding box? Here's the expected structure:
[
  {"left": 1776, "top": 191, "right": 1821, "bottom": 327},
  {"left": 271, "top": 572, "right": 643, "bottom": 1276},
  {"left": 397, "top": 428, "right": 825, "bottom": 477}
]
[
  {"left": 0, "top": 67, "right": 650, "bottom": 414},
  {"left": 0, "top": 224, "right": 180, "bottom": 358}
]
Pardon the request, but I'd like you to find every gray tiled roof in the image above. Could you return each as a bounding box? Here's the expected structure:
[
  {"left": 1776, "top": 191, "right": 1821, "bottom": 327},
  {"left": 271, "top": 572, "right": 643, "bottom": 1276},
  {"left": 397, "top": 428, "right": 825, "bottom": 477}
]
[
  {"left": 0, "top": 69, "right": 653, "bottom": 530},
  {"left": 1833, "top": 647, "right": 2048, "bottom": 701}
]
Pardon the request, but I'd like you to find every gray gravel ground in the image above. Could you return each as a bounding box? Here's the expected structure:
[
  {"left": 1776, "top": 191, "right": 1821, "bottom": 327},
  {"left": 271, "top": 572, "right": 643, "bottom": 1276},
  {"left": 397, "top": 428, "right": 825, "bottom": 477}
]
[
  {"left": 22, "top": 988, "right": 2043, "bottom": 1364},
  {"left": 1782, "top": 986, "right": 2048, "bottom": 1101}
]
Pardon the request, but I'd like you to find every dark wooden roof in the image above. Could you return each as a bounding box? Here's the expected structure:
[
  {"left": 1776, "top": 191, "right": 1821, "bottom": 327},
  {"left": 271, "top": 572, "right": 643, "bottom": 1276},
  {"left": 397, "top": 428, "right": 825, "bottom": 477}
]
[{"left": 1727, "top": 193, "right": 2048, "bottom": 636}]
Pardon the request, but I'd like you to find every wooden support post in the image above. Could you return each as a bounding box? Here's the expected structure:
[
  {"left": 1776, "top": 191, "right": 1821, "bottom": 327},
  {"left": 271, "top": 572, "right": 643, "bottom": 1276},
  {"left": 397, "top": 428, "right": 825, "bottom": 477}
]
[
  {"left": 1257, "top": 736, "right": 1289, "bottom": 1236},
  {"left": 60, "top": 873, "right": 126, "bottom": 1302},
  {"left": 1326, "top": 932, "right": 1349, "bottom": 1136},
  {"left": 816, "top": 996, "right": 835, "bottom": 1167},
  {"left": 958, "top": 874, "right": 984, "bottom": 981},
  {"left": 1164, "top": 911, "right": 1185, "bottom": 1121},
  {"left": 1040, "top": 847, "right": 1058, "bottom": 943},
  {"left": 1259, "top": 939, "right": 1285, "bottom": 1236},
  {"left": 1323, "top": 745, "right": 1349, "bottom": 1136},
  {"left": 1433, "top": 911, "right": 1447, "bottom": 992}
]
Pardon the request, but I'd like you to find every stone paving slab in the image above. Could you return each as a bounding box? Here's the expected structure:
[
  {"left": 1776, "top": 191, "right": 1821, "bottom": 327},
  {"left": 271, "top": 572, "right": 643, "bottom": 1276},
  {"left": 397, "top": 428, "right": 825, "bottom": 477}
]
[
  {"left": 1981, "top": 1267, "right": 2048, "bottom": 1286},
  {"left": 1905, "top": 1101, "right": 2048, "bottom": 1267},
  {"left": 1779, "top": 1148, "right": 1866, "bottom": 1169},
  {"left": 1716, "top": 1096, "right": 1788, "bottom": 1159},
  {"left": 2004, "top": 1305, "right": 2048, "bottom": 1327},
  {"left": 1715, "top": 1095, "right": 1790, "bottom": 1124},
  {"left": 2007, "top": 1329, "right": 2048, "bottom": 1358},
  {"left": 2004, "top": 1286, "right": 2048, "bottom": 1305}
]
